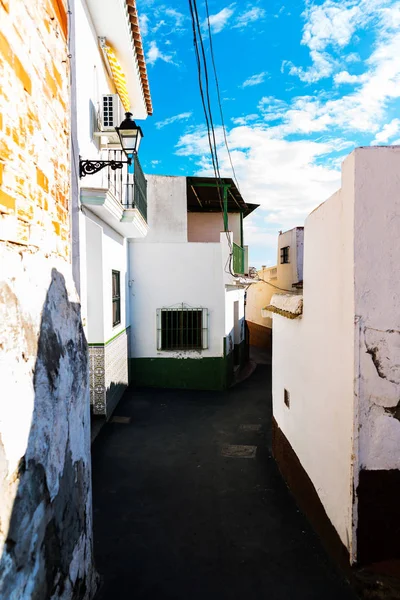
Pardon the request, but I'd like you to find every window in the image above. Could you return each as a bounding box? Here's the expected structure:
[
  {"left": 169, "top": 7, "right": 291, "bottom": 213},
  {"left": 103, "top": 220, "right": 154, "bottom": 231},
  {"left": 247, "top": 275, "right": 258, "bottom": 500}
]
[
  {"left": 280, "top": 246, "right": 290, "bottom": 264},
  {"left": 157, "top": 307, "right": 208, "bottom": 351},
  {"left": 112, "top": 270, "right": 121, "bottom": 327}
]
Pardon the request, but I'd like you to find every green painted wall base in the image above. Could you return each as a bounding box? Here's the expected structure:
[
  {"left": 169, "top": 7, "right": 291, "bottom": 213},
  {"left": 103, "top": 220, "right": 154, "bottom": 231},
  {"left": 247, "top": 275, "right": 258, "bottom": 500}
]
[
  {"left": 130, "top": 356, "right": 230, "bottom": 391},
  {"left": 130, "top": 339, "right": 248, "bottom": 391}
]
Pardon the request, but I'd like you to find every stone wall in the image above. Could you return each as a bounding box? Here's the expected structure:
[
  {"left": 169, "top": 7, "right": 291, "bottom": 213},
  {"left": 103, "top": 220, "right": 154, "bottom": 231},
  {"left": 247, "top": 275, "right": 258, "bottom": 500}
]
[{"left": 0, "top": 0, "right": 96, "bottom": 597}]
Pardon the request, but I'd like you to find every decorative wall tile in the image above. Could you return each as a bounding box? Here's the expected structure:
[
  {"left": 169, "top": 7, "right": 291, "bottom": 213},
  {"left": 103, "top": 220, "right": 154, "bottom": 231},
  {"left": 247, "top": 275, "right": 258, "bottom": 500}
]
[{"left": 89, "top": 327, "right": 130, "bottom": 418}]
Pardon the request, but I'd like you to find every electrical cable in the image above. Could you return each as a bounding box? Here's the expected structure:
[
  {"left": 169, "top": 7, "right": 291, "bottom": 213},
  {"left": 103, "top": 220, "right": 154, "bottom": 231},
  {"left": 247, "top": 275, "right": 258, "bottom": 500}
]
[
  {"left": 188, "top": 0, "right": 237, "bottom": 276},
  {"left": 204, "top": 0, "right": 241, "bottom": 193},
  {"left": 256, "top": 277, "right": 300, "bottom": 293},
  {"left": 188, "top": 1, "right": 219, "bottom": 190},
  {"left": 193, "top": 0, "right": 236, "bottom": 272}
]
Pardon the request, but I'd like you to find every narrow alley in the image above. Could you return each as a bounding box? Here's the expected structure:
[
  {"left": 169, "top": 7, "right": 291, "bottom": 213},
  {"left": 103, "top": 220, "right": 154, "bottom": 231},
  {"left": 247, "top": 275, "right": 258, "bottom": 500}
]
[{"left": 91, "top": 361, "right": 357, "bottom": 600}]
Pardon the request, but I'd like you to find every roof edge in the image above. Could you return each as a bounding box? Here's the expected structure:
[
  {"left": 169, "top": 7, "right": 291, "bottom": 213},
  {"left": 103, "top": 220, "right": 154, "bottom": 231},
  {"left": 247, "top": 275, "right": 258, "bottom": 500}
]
[{"left": 125, "top": 0, "right": 153, "bottom": 116}]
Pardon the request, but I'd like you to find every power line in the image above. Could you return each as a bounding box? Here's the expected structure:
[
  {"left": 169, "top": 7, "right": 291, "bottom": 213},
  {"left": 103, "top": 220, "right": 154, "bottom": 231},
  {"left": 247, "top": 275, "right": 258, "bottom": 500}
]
[
  {"left": 188, "top": 0, "right": 220, "bottom": 197},
  {"left": 257, "top": 277, "right": 300, "bottom": 293},
  {"left": 204, "top": 0, "right": 240, "bottom": 192},
  {"left": 188, "top": 0, "right": 237, "bottom": 276}
]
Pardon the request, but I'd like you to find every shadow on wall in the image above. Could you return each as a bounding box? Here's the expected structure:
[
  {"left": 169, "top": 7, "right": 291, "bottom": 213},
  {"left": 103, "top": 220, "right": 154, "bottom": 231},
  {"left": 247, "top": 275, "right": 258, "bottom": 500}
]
[{"left": 0, "top": 269, "right": 97, "bottom": 599}]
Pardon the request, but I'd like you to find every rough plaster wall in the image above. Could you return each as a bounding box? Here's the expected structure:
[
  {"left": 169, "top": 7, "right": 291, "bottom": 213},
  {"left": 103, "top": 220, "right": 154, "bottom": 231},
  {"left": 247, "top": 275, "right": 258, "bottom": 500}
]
[
  {"left": 272, "top": 166, "right": 355, "bottom": 555},
  {"left": 0, "top": 0, "right": 96, "bottom": 596},
  {"left": 136, "top": 176, "right": 187, "bottom": 244},
  {"left": 354, "top": 147, "right": 400, "bottom": 471},
  {"left": 0, "top": 248, "right": 97, "bottom": 599}
]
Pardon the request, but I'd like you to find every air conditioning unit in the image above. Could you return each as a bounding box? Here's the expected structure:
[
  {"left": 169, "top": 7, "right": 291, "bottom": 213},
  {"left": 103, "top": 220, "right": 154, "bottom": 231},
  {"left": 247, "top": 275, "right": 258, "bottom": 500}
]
[{"left": 100, "top": 94, "right": 123, "bottom": 131}]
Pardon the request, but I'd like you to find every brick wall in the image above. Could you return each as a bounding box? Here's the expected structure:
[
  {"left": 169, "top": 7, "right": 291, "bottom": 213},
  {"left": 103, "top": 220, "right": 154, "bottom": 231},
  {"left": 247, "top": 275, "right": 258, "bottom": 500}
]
[{"left": 0, "top": 0, "right": 70, "bottom": 257}]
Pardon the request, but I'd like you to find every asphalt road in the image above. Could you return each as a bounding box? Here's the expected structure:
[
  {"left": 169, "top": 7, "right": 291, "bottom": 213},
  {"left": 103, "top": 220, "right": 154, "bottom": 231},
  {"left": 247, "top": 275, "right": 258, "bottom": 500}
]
[{"left": 92, "top": 364, "right": 357, "bottom": 600}]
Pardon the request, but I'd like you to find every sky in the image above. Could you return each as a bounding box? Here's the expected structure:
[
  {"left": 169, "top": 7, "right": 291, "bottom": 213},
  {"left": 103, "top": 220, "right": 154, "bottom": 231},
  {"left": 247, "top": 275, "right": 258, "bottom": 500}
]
[{"left": 136, "top": 0, "right": 400, "bottom": 268}]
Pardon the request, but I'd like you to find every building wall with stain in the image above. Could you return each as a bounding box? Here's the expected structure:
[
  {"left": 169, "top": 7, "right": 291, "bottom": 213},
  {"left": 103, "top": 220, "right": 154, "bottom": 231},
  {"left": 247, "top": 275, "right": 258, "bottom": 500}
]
[
  {"left": 0, "top": 0, "right": 96, "bottom": 597},
  {"left": 271, "top": 147, "right": 400, "bottom": 569},
  {"left": 353, "top": 146, "right": 400, "bottom": 566}
]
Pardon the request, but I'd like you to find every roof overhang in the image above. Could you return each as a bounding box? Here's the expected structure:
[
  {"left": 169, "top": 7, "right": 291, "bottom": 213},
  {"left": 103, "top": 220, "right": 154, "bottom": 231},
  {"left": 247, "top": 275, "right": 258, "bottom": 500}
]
[
  {"left": 186, "top": 177, "right": 259, "bottom": 218},
  {"left": 85, "top": 0, "right": 152, "bottom": 118}
]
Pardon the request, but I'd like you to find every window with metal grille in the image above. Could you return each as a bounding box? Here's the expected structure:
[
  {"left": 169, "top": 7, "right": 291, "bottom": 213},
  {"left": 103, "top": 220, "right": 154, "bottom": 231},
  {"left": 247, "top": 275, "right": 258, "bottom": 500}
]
[
  {"left": 280, "top": 246, "right": 290, "bottom": 264},
  {"left": 112, "top": 270, "right": 121, "bottom": 327},
  {"left": 157, "top": 307, "right": 208, "bottom": 351}
]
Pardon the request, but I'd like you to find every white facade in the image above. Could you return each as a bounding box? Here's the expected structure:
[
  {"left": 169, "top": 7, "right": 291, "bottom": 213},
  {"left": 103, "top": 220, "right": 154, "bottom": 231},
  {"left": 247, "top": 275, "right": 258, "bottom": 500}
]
[
  {"left": 72, "top": 0, "right": 150, "bottom": 418},
  {"left": 129, "top": 175, "right": 250, "bottom": 390},
  {"left": 271, "top": 147, "right": 400, "bottom": 566}
]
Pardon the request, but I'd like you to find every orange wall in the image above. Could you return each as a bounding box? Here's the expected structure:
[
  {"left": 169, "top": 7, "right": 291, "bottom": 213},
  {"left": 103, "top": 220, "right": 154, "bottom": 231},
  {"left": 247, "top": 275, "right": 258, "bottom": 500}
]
[{"left": 0, "top": 0, "right": 70, "bottom": 258}]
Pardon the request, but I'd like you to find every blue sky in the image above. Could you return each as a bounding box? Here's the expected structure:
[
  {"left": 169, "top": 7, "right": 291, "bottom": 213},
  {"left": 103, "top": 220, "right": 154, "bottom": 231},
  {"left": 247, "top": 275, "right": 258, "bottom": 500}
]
[{"left": 136, "top": 0, "right": 400, "bottom": 267}]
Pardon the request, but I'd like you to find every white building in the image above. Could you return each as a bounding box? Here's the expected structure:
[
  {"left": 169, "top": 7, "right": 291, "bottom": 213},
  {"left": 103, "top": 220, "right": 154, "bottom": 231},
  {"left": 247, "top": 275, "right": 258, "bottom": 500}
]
[
  {"left": 270, "top": 147, "right": 400, "bottom": 570},
  {"left": 246, "top": 227, "right": 304, "bottom": 352},
  {"left": 71, "top": 0, "right": 152, "bottom": 419},
  {"left": 129, "top": 175, "right": 258, "bottom": 390}
]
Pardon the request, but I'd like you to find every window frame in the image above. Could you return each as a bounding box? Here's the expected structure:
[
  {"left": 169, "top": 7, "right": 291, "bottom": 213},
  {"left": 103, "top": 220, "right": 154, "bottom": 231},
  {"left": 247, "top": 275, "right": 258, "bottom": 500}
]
[
  {"left": 112, "top": 270, "right": 121, "bottom": 328},
  {"left": 280, "top": 246, "right": 290, "bottom": 264},
  {"left": 157, "top": 307, "right": 208, "bottom": 351}
]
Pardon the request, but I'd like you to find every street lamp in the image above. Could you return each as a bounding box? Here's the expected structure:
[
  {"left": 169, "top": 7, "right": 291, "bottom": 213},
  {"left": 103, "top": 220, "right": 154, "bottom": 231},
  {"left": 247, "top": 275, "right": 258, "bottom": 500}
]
[
  {"left": 116, "top": 112, "right": 144, "bottom": 157},
  {"left": 79, "top": 112, "right": 144, "bottom": 178}
]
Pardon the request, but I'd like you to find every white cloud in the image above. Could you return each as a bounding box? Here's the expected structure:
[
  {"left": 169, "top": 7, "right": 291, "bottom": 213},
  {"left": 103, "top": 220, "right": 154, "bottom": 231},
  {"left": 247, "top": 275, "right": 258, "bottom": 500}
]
[
  {"left": 287, "top": 50, "right": 336, "bottom": 83},
  {"left": 258, "top": 96, "right": 288, "bottom": 121},
  {"left": 276, "top": 4, "right": 400, "bottom": 135},
  {"left": 152, "top": 20, "right": 167, "bottom": 33},
  {"left": 334, "top": 70, "right": 362, "bottom": 84},
  {"left": 302, "top": 1, "right": 361, "bottom": 52},
  {"left": 164, "top": 8, "right": 185, "bottom": 29},
  {"left": 372, "top": 118, "right": 400, "bottom": 143},
  {"left": 346, "top": 52, "right": 361, "bottom": 63},
  {"left": 242, "top": 72, "right": 268, "bottom": 88},
  {"left": 231, "top": 114, "right": 259, "bottom": 125},
  {"left": 155, "top": 112, "right": 192, "bottom": 129},
  {"left": 288, "top": 0, "right": 394, "bottom": 83},
  {"left": 146, "top": 40, "right": 176, "bottom": 66},
  {"left": 139, "top": 14, "right": 149, "bottom": 37},
  {"left": 205, "top": 6, "right": 235, "bottom": 34},
  {"left": 233, "top": 7, "right": 266, "bottom": 29}
]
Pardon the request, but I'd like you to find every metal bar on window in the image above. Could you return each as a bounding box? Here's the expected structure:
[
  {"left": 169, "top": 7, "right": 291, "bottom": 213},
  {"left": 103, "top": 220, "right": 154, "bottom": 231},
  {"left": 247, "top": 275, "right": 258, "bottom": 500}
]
[{"left": 158, "top": 307, "right": 208, "bottom": 351}]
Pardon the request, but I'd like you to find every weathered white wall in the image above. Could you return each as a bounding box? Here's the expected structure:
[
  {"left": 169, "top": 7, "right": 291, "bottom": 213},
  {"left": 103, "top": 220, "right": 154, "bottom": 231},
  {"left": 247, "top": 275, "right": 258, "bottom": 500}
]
[
  {"left": 272, "top": 153, "right": 356, "bottom": 555},
  {"left": 136, "top": 175, "right": 188, "bottom": 244},
  {"left": 0, "top": 249, "right": 97, "bottom": 599},
  {"left": 353, "top": 147, "right": 400, "bottom": 471},
  {"left": 75, "top": 0, "right": 114, "bottom": 163},
  {"left": 225, "top": 287, "right": 245, "bottom": 352},
  {"left": 130, "top": 242, "right": 226, "bottom": 358},
  {"left": 84, "top": 210, "right": 128, "bottom": 344},
  {"left": 85, "top": 217, "right": 104, "bottom": 343},
  {"left": 188, "top": 212, "right": 241, "bottom": 245}
]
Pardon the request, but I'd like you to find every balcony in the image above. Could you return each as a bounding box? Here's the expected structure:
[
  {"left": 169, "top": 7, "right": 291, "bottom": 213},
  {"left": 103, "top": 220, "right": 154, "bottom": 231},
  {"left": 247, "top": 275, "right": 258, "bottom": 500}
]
[{"left": 80, "top": 149, "right": 148, "bottom": 238}]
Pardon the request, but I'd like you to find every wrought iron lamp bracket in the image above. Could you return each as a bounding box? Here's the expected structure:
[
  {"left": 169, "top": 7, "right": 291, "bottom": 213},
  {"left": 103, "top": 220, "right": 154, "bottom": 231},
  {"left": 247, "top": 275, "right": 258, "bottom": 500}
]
[{"left": 79, "top": 157, "right": 132, "bottom": 179}]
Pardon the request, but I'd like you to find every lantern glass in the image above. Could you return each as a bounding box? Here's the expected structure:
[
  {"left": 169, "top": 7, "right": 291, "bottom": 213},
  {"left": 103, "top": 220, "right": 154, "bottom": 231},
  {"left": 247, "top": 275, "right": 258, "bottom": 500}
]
[{"left": 116, "top": 112, "right": 143, "bottom": 156}]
